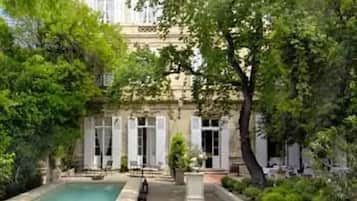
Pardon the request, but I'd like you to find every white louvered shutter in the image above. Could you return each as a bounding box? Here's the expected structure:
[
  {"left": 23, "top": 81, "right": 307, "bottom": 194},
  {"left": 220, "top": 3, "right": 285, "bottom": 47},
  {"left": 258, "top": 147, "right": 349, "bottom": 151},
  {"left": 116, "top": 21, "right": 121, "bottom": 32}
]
[
  {"left": 112, "top": 116, "right": 122, "bottom": 169},
  {"left": 191, "top": 116, "right": 202, "bottom": 150},
  {"left": 128, "top": 117, "right": 138, "bottom": 168},
  {"left": 155, "top": 116, "right": 166, "bottom": 168},
  {"left": 255, "top": 114, "right": 268, "bottom": 167},
  {"left": 220, "top": 116, "right": 230, "bottom": 170},
  {"left": 84, "top": 117, "right": 95, "bottom": 169}
]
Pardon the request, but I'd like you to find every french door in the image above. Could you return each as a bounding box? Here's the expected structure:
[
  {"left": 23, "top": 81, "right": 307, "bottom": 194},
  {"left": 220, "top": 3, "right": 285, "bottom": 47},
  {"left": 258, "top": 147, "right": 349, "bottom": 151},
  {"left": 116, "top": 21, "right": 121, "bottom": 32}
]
[
  {"left": 137, "top": 117, "right": 156, "bottom": 166},
  {"left": 94, "top": 117, "right": 112, "bottom": 169},
  {"left": 202, "top": 130, "right": 220, "bottom": 168}
]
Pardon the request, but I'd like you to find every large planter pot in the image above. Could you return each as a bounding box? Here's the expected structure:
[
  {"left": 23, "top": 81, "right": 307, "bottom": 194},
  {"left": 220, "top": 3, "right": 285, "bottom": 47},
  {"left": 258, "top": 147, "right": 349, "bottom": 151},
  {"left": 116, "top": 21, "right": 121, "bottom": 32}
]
[
  {"left": 185, "top": 172, "right": 204, "bottom": 201},
  {"left": 170, "top": 168, "right": 175, "bottom": 178},
  {"left": 175, "top": 168, "right": 185, "bottom": 185}
]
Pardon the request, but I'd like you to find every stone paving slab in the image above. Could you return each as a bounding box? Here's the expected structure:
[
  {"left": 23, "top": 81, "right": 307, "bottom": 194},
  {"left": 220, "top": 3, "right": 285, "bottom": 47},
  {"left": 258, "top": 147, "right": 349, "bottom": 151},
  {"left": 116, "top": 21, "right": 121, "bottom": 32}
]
[{"left": 146, "top": 176, "right": 224, "bottom": 201}]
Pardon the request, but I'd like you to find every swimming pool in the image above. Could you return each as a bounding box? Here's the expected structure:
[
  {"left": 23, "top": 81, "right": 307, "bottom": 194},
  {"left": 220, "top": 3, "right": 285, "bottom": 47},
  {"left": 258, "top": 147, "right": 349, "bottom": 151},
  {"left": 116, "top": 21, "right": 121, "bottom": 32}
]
[{"left": 34, "top": 183, "right": 123, "bottom": 201}]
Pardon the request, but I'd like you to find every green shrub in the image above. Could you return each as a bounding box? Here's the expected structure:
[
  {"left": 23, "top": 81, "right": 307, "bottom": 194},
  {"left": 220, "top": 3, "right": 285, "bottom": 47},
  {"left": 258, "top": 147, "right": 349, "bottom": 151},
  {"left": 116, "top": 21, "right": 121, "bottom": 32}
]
[
  {"left": 221, "top": 176, "right": 235, "bottom": 191},
  {"left": 168, "top": 133, "right": 187, "bottom": 171},
  {"left": 261, "top": 192, "right": 285, "bottom": 201},
  {"left": 266, "top": 178, "right": 275, "bottom": 187},
  {"left": 312, "top": 194, "right": 328, "bottom": 201},
  {"left": 271, "top": 186, "right": 293, "bottom": 195},
  {"left": 262, "top": 187, "right": 273, "bottom": 194},
  {"left": 241, "top": 177, "right": 252, "bottom": 187},
  {"left": 260, "top": 177, "right": 329, "bottom": 201},
  {"left": 120, "top": 156, "right": 128, "bottom": 172},
  {"left": 233, "top": 181, "right": 246, "bottom": 193},
  {"left": 242, "top": 186, "right": 262, "bottom": 201},
  {"left": 286, "top": 193, "right": 303, "bottom": 201}
]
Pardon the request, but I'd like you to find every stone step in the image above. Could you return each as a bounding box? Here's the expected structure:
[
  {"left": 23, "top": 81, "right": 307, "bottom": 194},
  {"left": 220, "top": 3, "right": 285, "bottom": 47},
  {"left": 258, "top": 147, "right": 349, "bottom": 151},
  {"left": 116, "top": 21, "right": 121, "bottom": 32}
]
[{"left": 201, "top": 169, "right": 229, "bottom": 175}]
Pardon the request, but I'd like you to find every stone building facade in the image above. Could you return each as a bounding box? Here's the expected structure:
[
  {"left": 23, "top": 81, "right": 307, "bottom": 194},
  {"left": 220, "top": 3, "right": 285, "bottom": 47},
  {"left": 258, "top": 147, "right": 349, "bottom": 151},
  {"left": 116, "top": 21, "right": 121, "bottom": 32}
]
[{"left": 76, "top": 0, "right": 304, "bottom": 174}]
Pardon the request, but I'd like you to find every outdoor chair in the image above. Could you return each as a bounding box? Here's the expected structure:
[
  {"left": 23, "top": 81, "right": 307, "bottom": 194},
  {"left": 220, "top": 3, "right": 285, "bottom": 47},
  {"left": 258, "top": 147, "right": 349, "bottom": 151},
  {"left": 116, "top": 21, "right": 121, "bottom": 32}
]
[
  {"left": 129, "top": 161, "right": 140, "bottom": 177},
  {"left": 104, "top": 160, "right": 113, "bottom": 175},
  {"left": 145, "top": 162, "right": 163, "bottom": 177}
]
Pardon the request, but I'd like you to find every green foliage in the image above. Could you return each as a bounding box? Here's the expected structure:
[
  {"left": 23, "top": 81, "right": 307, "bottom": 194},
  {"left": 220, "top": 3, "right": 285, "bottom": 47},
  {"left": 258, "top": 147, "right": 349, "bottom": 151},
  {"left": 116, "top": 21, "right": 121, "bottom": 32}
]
[
  {"left": 221, "top": 174, "right": 334, "bottom": 201},
  {"left": 221, "top": 176, "right": 262, "bottom": 199},
  {"left": 221, "top": 176, "right": 235, "bottom": 192},
  {"left": 258, "top": 177, "right": 333, "bottom": 201},
  {"left": 132, "top": 0, "right": 356, "bottom": 187},
  {"left": 286, "top": 194, "right": 304, "bottom": 201},
  {"left": 120, "top": 156, "right": 129, "bottom": 172},
  {"left": 309, "top": 116, "right": 357, "bottom": 200},
  {"left": 241, "top": 177, "right": 252, "bottom": 188},
  {"left": 108, "top": 47, "right": 171, "bottom": 106},
  {"left": 261, "top": 188, "right": 303, "bottom": 201},
  {"left": 261, "top": 192, "right": 286, "bottom": 201},
  {"left": 0, "top": 0, "right": 126, "bottom": 199},
  {"left": 168, "top": 133, "right": 187, "bottom": 170},
  {"left": 233, "top": 181, "right": 246, "bottom": 194},
  {"left": 242, "top": 186, "right": 262, "bottom": 201}
]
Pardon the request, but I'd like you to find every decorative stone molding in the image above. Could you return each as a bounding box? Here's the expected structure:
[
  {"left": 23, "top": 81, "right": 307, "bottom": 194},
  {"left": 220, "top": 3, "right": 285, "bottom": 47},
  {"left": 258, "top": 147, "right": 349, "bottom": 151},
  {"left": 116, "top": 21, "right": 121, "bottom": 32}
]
[{"left": 138, "top": 25, "right": 157, "bottom": 32}]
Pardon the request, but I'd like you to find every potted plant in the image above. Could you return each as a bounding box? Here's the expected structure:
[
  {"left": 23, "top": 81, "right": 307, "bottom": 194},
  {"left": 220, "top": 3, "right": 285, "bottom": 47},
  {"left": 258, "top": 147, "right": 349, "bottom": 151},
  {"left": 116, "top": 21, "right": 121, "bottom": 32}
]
[
  {"left": 120, "top": 156, "right": 129, "bottom": 172},
  {"left": 168, "top": 133, "right": 187, "bottom": 184},
  {"left": 184, "top": 147, "right": 206, "bottom": 201},
  {"left": 175, "top": 154, "right": 189, "bottom": 185},
  {"left": 187, "top": 146, "right": 206, "bottom": 172}
]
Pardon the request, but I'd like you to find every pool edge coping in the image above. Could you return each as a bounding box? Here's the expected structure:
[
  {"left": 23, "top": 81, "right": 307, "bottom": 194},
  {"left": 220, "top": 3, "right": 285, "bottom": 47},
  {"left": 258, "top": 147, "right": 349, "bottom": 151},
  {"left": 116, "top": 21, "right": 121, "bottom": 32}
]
[
  {"left": 4, "top": 178, "right": 136, "bottom": 201},
  {"left": 4, "top": 182, "right": 65, "bottom": 201},
  {"left": 116, "top": 177, "right": 141, "bottom": 201}
]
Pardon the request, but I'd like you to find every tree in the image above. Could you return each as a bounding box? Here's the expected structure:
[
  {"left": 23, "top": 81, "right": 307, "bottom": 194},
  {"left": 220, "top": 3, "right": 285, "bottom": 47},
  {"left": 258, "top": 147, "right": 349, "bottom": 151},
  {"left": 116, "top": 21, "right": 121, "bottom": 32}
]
[
  {"left": 0, "top": 0, "right": 126, "bottom": 198},
  {"left": 258, "top": 0, "right": 356, "bottom": 198},
  {"left": 123, "top": 0, "right": 276, "bottom": 186},
  {"left": 0, "top": 90, "right": 15, "bottom": 198},
  {"left": 123, "top": 0, "right": 355, "bottom": 186}
]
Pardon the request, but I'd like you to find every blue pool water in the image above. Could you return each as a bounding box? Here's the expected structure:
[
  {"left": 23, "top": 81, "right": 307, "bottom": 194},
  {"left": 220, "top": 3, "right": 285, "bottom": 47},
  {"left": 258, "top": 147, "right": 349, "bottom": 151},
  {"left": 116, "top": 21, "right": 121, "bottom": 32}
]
[{"left": 35, "top": 183, "right": 123, "bottom": 201}]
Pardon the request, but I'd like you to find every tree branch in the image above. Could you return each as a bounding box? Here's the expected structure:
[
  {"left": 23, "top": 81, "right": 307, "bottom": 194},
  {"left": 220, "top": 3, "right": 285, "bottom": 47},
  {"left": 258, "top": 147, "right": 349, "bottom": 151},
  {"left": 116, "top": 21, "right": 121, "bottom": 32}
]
[
  {"left": 248, "top": 16, "right": 263, "bottom": 94},
  {"left": 162, "top": 64, "right": 241, "bottom": 88},
  {"left": 224, "top": 31, "right": 249, "bottom": 91}
]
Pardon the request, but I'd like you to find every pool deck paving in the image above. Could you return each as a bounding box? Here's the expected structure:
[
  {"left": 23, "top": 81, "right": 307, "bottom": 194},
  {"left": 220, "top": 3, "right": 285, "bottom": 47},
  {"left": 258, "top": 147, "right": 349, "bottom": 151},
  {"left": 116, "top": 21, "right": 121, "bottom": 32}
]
[{"left": 146, "top": 175, "right": 223, "bottom": 201}]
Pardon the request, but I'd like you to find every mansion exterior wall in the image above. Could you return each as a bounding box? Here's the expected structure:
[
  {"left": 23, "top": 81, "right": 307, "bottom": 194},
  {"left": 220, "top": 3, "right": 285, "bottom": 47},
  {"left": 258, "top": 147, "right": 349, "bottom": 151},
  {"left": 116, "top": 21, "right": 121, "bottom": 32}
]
[
  {"left": 77, "top": 0, "right": 249, "bottom": 173},
  {"left": 75, "top": 102, "right": 244, "bottom": 171}
]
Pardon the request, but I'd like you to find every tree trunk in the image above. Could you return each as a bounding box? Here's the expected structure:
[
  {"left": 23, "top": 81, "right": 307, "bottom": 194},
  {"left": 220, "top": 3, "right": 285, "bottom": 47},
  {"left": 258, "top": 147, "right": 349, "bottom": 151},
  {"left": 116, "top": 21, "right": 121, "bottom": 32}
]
[{"left": 239, "top": 96, "right": 267, "bottom": 187}]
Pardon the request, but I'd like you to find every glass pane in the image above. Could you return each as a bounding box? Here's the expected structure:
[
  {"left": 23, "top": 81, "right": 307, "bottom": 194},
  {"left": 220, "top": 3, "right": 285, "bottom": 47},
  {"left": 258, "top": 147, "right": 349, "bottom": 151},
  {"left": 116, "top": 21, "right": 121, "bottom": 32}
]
[
  {"left": 95, "top": 131, "right": 100, "bottom": 156},
  {"left": 138, "top": 128, "right": 143, "bottom": 155},
  {"left": 213, "top": 131, "right": 219, "bottom": 155},
  {"left": 138, "top": 117, "right": 146, "bottom": 126},
  {"left": 202, "top": 119, "right": 210, "bottom": 127},
  {"left": 104, "top": 117, "right": 112, "bottom": 126},
  {"left": 212, "top": 119, "right": 219, "bottom": 127},
  {"left": 148, "top": 128, "right": 156, "bottom": 155},
  {"left": 105, "top": 128, "right": 112, "bottom": 156},
  {"left": 105, "top": 133, "right": 112, "bottom": 156},
  {"left": 95, "top": 117, "right": 102, "bottom": 126},
  {"left": 105, "top": 127, "right": 112, "bottom": 135},
  {"left": 148, "top": 117, "right": 156, "bottom": 126}
]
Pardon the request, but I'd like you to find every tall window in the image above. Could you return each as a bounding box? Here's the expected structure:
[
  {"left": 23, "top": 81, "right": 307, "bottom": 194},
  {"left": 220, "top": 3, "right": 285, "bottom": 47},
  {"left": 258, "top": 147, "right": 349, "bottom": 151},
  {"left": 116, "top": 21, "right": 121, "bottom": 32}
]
[
  {"left": 201, "top": 119, "right": 220, "bottom": 168},
  {"left": 88, "top": 0, "right": 114, "bottom": 23},
  {"left": 134, "top": 1, "right": 161, "bottom": 24},
  {"left": 94, "top": 117, "right": 112, "bottom": 156},
  {"left": 137, "top": 117, "right": 156, "bottom": 165}
]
